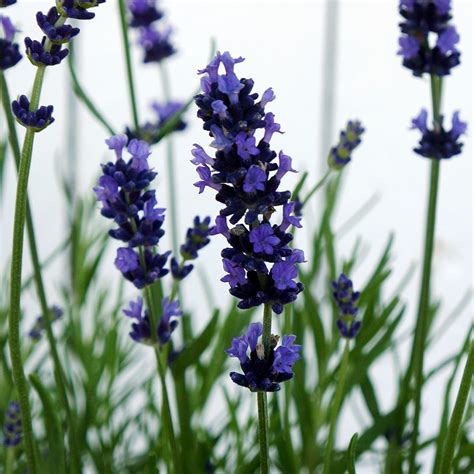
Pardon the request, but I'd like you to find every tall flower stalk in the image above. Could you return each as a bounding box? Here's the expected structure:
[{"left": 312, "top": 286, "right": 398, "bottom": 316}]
[
  {"left": 7, "top": 3, "right": 106, "bottom": 471},
  {"left": 396, "top": 1, "right": 467, "bottom": 470},
  {"left": 193, "top": 51, "right": 305, "bottom": 473}
]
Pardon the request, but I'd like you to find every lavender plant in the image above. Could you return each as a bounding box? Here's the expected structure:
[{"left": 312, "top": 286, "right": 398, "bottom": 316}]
[{"left": 0, "top": 1, "right": 472, "bottom": 474}]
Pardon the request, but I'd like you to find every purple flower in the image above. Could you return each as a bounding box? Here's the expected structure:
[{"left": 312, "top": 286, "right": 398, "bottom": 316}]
[
  {"left": 249, "top": 224, "right": 280, "bottom": 255},
  {"left": 11, "top": 95, "right": 54, "bottom": 132},
  {"left": 398, "top": 35, "right": 420, "bottom": 60},
  {"left": 3, "top": 401, "right": 22, "bottom": 448},
  {"left": 36, "top": 8, "right": 80, "bottom": 43},
  {"left": 275, "top": 151, "right": 296, "bottom": 181},
  {"left": 138, "top": 25, "right": 175, "bottom": 63},
  {"left": 0, "top": 15, "right": 21, "bottom": 70},
  {"left": 243, "top": 165, "right": 267, "bottom": 193},
  {"left": 412, "top": 109, "right": 467, "bottom": 159},
  {"left": 115, "top": 247, "right": 140, "bottom": 273},
  {"left": 226, "top": 323, "right": 301, "bottom": 392},
  {"left": 235, "top": 132, "right": 260, "bottom": 161},
  {"left": 24, "top": 36, "right": 69, "bottom": 66},
  {"left": 272, "top": 335, "right": 301, "bottom": 374},
  {"left": 127, "top": 0, "right": 163, "bottom": 28},
  {"left": 28, "top": 305, "right": 63, "bottom": 340},
  {"left": 271, "top": 260, "right": 298, "bottom": 290},
  {"left": 221, "top": 259, "right": 247, "bottom": 287},
  {"left": 105, "top": 134, "right": 128, "bottom": 160},
  {"left": 328, "top": 120, "right": 365, "bottom": 170},
  {"left": 411, "top": 108, "right": 428, "bottom": 133},
  {"left": 436, "top": 26, "right": 459, "bottom": 55},
  {"left": 194, "top": 52, "right": 305, "bottom": 313},
  {"left": 332, "top": 273, "right": 361, "bottom": 339}
]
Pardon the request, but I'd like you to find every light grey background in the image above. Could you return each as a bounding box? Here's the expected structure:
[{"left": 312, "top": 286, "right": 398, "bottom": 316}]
[{"left": 0, "top": 1, "right": 472, "bottom": 471}]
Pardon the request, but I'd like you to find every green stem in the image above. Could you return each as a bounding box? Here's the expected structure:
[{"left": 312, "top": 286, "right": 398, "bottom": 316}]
[
  {"left": 1, "top": 71, "right": 80, "bottom": 474},
  {"left": 323, "top": 340, "right": 350, "bottom": 474},
  {"left": 438, "top": 340, "right": 474, "bottom": 474},
  {"left": 408, "top": 75, "right": 443, "bottom": 474},
  {"left": 159, "top": 62, "right": 179, "bottom": 258},
  {"left": 5, "top": 447, "right": 14, "bottom": 474},
  {"left": 7, "top": 67, "right": 47, "bottom": 474},
  {"left": 118, "top": 0, "right": 140, "bottom": 131},
  {"left": 257, "top": 304, "right": 272, "bottom": 474},
  {"left": 302, "top": 168, "right": 332, "bottom": 206}
]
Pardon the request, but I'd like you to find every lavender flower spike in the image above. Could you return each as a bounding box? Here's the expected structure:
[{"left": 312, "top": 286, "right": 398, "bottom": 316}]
[
  {"left": 327, "top": 120, "right": 365, "bottom": 170},
  {"left": 332, "top": 273, "right": 361, "bottom": 339},
  {"left": 3, "top": 401, "right": 22, "bottom": 447},
  {"left": 193, "top": 51, "right": 304, "bottom": 314}
]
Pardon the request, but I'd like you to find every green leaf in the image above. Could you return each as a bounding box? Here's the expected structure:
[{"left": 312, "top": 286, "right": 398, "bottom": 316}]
[
  {"left": 29, "top": 374, "right": 66, "bottom": 474},
  {"left": 171, "top": 310, "right": 220, "bottom": 374},
  {"left": 347, "top": 433, "right": 358, "bottom": 474}
]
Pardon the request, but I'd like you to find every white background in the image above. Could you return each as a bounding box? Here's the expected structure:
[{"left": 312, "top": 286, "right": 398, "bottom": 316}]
[{"left": 1, "top": 1, "right": 472, "bottom": 472}]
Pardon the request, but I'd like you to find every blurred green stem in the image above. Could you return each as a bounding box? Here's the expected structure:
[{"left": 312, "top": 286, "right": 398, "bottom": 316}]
[
  {"left": 118, "top": 0, "right": 140, "bottom": 131},
  {"left": 1, "top": 71, "right": 80, "bottom": 474},
  {"left": 302, "top": 169, "right": 332, "bottom": 206},
  {"left": 257, "top": 304, "right": 272, "bottom": 474},
  {"left": 159, "top": 62, "right": 180, "bottom": 258},
  {"left": 323, "top": 339, "right": 350, "bottom": 474},
  {"left": 438, "top": 339, "right": 474, "bottom": 474},
  {"left": 408, "top": 74, "right": 443, "bottom": 473}
]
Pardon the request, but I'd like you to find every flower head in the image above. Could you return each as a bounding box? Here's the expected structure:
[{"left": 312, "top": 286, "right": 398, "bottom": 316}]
[
  {"left": 25, "top": 36, "right": 69, "bottom": 66},
  {"left": 327, "top": 120, "right": 365, "bottom": 170},
  {"left": 37, "top": 8, "right": 80, "bottom": 43},
  {"left": 411, "top": 109, "right": 467, "bottom": 159},
  {"left": 332, "top": 273, "right": 361, "bottom": 338},
  {"left": 398, "top": 0, "right": 460, "bottom": 76},
  {"left": 11, "top": 95, "right": 55, "bottom": 132},
  {"left": 28, "top": 305, "right": 63, "bottom": 340},
  {"left": 123, "top": 296, "right": 181, "bottom": 345},
  {"left": 56, "top": 0, "right": 106, "bottom": 20},
  {"left": 128, "top": 0, "right": 163, "bottom": 27},
  {"left": 3, "top": 401, "right": 22, "bottom": 448},
  {"left": 226, "top": 323, "right": 301, "bottom": 392},
  {"left": 0, "top": 15, "right": 21, "bottom": 70}
]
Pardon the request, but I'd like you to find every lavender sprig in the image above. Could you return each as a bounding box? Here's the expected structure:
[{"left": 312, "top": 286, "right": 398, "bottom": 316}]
[
  {"left": 0, "top": 14, "right": 21, "bottom": 70},
  {"left": 3, "top": 402, "right": 22, "bottom": 448}
]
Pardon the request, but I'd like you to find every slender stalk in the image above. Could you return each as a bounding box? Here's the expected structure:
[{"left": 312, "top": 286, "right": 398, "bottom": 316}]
[
  {"left": 302, "top": 168, "right": 332, "bottom": 206},
  {"left": 438, "top": 340, "right": 474, "bottom": 474},
  {"left": 1, "top": 71, "right": 80, "bottom": 474},
  {"left": 118, "top": 0, "right": 140, "bottom": 131},
  {"left": 323, "top": 340, "right": 350, "bottom": 474},
  {"left": 5, "top": 448, "right": 14, "bottom": 474},
  {"left": 159, "top": 62, "right": 179, "bottom": 258},
  {"left": 7, "top": 68, "right": 46, "bottom": 474},
  {"left": 407, "top": 75, "right": 443, "bottom": 473},
  {"left": 257, "top": 304, "right": 273, "bottom": 474}
]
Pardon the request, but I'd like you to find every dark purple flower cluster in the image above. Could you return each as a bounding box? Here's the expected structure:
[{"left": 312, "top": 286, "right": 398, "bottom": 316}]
[
  {"left": 56, "top": 0, "right": 106, "bottom": 21},
  {"left": 226, "top": 322, "right": 301, "bottom": 392},
  {"left": 411, "top": 109, "right": 467, "bottom": 159},
  {"left": 398, "top": 0, "right": 460, "bottom": 76},
  {"left": 332, "top": 274, "right": 361, "bottom": 339},
  {"left": 94, "top": 135, "right": 170, "bottom": 289},
  {"left": 170, "top": 216, "right": 214, "bottom": 280},
  {"left": 0, "top": 14, "right": 22, "bottom": 70},
  {"left": 328, "top": 120, "right": 365, "bottom": 170},
  {"left": 37, "top": 8, "right": 80, "bottom": 44},
  {"left": 128, "top": 0, "right": 175, "bottom": 64},
  {"left": 12, "top": 95, "right": 55, "bottom": 131},
  {"left": 126, "top": 100, "right": 187, "bottom": 145},
  {"left": 123, "top": 296, "right": 182, "bottom": 346},
  {"left": 28, "top": 305, "right": 63, "bottom": 340},
  {"left": 193, "top": 52, "right": 305, "bottom": 314},
  {"left": 0, "top": 1, "right": 17, "bottom": 7},
  {"left": 3, "top": 401, "right": 22, "bottom": 448}
]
